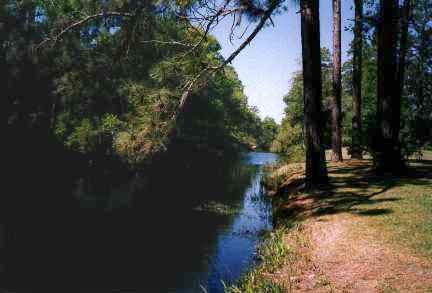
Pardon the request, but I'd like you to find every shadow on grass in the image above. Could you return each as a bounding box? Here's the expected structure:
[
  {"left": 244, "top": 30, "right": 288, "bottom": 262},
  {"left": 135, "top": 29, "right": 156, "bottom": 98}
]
[
  {"left": 273, "top": 159, "right": 432, "bottom": 225},
  {"left": 354, "top": 208, "right": 393, "bottom": 216}
]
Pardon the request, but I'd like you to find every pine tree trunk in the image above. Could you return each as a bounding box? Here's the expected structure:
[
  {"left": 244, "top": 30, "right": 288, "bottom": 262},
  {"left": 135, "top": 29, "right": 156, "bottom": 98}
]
[
  {"left": 376, "top": 0, "right": 402, "bottom": 173},
  {"left": 394, "top": 0, "right": 410, "bottom": 131},
  {"left": 331, "top": 0, "right": 343, "bottom": 162},
  {"left": 300, "top": 0, "right": 328, "bottom": 187},
  {"left": 351, "top": 0, "right": 363, "bottom": 159}
]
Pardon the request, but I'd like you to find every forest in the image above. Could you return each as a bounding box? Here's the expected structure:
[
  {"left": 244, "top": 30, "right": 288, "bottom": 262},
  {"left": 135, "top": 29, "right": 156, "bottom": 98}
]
[
  {"left": 4, "top": 0, "right": 279, "bottom": 170},
  {"left": 6, "top": 0, "right": 430, "bottom": 190},
  {"left": 272, "top": 0, "right": 431, "bottom": 174},
  {"left": 2, "top": 0, "right": 432, "bottom": 292}
]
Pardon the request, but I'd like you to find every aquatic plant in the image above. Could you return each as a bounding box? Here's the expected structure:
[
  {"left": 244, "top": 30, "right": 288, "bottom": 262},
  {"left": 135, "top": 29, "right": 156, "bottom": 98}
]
[{"left": 193, "top": 201, "right": 240, "bottom": 216}]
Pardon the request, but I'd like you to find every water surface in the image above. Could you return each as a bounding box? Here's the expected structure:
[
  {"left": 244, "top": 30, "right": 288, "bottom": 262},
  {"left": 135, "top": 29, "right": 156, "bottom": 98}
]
[{"left": 4, "top": 152, "right": 278, "bottom": 293}]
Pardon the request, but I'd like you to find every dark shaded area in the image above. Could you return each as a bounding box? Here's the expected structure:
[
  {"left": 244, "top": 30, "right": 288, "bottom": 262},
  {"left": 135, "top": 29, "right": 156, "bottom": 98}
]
[
  {"left": 355, "top": 208, "right": 393, "bottom": 216},
  {"left": 3, "top": 4, "right": 278, "bottom": 290},
  {"left": 3, "top": 131, "right": 273, "bottom": 292}
]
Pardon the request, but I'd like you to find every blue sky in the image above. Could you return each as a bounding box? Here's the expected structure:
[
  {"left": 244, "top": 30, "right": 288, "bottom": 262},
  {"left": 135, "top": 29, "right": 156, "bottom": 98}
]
[{"left": 212, "top": 0, "right": 355, "bottom": 123}]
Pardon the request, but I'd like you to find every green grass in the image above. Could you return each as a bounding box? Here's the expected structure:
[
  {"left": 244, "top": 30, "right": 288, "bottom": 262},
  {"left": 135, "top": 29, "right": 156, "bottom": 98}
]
[
  {"left": 311, "top": 159, "right": 432, "bottom": 258},
  {"left": 364, "top": 184, "right": 432, "bottom": 257},
  {"left": 322, "top": 159, "right": 432, "bottom": 258},
  {"left": 224, "top": 228, "right": 288, "bottom": 292},
  {"left": 223, "top": 221, "right": 308, "bottom": 293},
  {"left": 233, "top": 158, "right": 432, "bottom": 292},
  {"left": 261, "top": 162, "right": 305, "bottom": 196}
]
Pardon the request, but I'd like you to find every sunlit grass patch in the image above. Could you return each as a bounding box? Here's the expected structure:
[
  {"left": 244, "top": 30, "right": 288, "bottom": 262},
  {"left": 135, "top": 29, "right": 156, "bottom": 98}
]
[
  {"left": 262, "top": 163, "right": 305, "bottom": 196},
  {"left": 324, "top": 160, "right": 432, "bottom": 258},
  {"left": 364, "top": 187, "right": 432, "bottom": 257},
  {"left": 264, "top": 159, "right": 432, "bottom": 259}
]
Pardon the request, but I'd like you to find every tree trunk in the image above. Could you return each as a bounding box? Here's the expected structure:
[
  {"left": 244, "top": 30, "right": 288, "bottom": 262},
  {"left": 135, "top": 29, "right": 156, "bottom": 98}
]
[
  {"left": 376, "top": 0, "right": 402, "bottom": 173},
  {"left": 351, "top": 0, "right": 363, "bottom": 159},
  {"left": 391, "top": 0, "right": 410, "bottom": 164},
  {"left": 395, "top": 0, "right": 410, "bottom": 112},
  {"left": 331, "top": 0, "right": 343, "bottom": 162},
  {"left": 300, "top": 0, "right": 328, "bottom": 187},
  {"left": 397, "top": 0, "right": 410, "bottom": 89}
]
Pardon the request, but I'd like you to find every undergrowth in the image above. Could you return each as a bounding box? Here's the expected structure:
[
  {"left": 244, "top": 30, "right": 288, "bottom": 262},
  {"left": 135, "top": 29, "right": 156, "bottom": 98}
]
[
  {"left": 223, "top": 219, "right": 309, "bottom": 292},
  {"left": 223, "top": 227, "right": 289, "bottom": 292}
]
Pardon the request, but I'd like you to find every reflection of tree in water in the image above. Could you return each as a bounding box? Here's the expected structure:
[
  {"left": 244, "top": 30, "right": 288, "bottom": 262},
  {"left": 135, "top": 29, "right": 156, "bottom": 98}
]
[{"left": 4, "top": 149, "right": 274, "bottom": 293}]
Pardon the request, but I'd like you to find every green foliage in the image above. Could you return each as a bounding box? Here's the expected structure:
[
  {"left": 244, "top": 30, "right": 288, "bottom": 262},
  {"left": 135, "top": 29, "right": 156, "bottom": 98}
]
[
  {"left": 65, "top": 118, "right": 99, "bottom": 154},
  {"left": 256, "top": 117, "right": 279, "bottom": 151},
  {"left": 4, "top": 0, "right": 274, "bottom": 168},
  {"left": 271, "top": 48, "right": 332, "bottom": 161},
  {"left": 101, "top": 114, "right": 123, "bottom": 134},
  {"left": 275, "top": 19, "right": 432, "bottom": 161},
  {"left": 271, "top": 120, "right": 304, "bottom": 161},
  {"left": 345, "top": 0, "right": 431, "bottom": 158}
]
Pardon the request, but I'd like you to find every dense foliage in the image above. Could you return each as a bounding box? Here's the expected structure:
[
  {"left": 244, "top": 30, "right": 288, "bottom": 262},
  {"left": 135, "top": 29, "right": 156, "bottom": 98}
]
[
  {"left": 4, "top": 0, "right": 276, "bottom": 175},
  {"left": 271, "top": 48, "right": 345, "bottom": 160}
]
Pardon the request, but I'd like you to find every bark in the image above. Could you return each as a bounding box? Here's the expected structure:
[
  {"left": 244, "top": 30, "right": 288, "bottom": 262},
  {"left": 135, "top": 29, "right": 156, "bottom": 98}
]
[
  {"left": 391, "top": 0, "right": 410, "bottom": 165},
  {"left": 331, "top": 0, "right": 343, "bottom": 161},
  {"left": 376, "top": 0, "right": 403, "bottom": 172},
  {"left": 351, "top": 0, "right": 363, "bottom": 159},
  {"left": 300, "top": 0, "right": 328, "bottom": 187},
  {"left": 1, "top": 22, "right": 8, "bottom": 120},
  {"left": 395, "top": 0, "right": 410, "bottom": 109}
]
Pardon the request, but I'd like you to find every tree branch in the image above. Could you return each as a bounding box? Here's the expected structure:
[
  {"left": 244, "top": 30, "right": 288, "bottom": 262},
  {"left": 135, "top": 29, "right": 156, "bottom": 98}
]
[
  {"left": 173, "top": 1, "right": 280, "bottom": 121},
  {"left": 141, "top": 40, "right": 192, "bottom": 47},
  {"left": 37, "top": 11, "right": 133, "bottom": 48}
]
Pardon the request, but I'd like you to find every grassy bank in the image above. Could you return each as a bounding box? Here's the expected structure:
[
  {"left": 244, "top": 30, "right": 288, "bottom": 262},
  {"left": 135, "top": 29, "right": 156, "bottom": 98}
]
[
  {"left": 225, "top": 150, "right": 432, "bottom": 292},
  {"left": 223, "top": 162, "right": 309, "bottom": 292},
  {"left": 266, "top": 155, "right": 432, "bottom": 254},
  {"left": 223, "top": 222, "right": 309, "bottom": 292}
]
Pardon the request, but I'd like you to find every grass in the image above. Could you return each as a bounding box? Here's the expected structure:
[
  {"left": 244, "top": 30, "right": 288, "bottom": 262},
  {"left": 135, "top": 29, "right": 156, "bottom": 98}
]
[
  {"left": 323, "top": 158, "right": 432, "bottom": 258},
  {"left": 224, "top": 222, "right": 309, "bottom": 293},
  {"left": 223, "top": 228, "right": 289, "bottom": 293},
  {"left": 270, "top": 155, "right": 432, "bottom": 258},
  {"left": 259, "top": 152, "right": 432, "bottom": 290},
  {"left": 261, "top": 162, "right": 304, "bottom": 196},
  {"left": 193, "top": 201, "right": 240, "bottom": 215},
  {"left": 358, "top": 177, "right": 432, "bottom": 257},
  {"left": 226, "top": 150, "right": 432, "bottom": 292}
]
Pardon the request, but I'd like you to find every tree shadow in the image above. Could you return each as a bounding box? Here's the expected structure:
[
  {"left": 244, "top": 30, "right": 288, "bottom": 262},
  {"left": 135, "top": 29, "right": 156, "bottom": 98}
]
[
  {"left": 273, "top": 159, "right": 432, "bottom": 225},
  {"left": 354, "top": 208, "right": 393, "bottom": 216}
]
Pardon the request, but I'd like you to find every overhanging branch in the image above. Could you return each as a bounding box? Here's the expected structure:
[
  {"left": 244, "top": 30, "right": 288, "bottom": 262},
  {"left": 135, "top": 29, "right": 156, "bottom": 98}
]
[
  {"left": 37, "top": 11, "right": 133, "bottom": 48},
  {"left": 173, "top": 1, "right": 280, "bottom": 122}
]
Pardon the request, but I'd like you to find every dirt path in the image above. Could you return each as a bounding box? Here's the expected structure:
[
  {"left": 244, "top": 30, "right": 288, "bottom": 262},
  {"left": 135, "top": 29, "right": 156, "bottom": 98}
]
[
  {"left": 294, "top": 213, "right": 432, "bottom": 292},
  {"left": 271, "top": 160, "right": 432, "bottom": 292}
]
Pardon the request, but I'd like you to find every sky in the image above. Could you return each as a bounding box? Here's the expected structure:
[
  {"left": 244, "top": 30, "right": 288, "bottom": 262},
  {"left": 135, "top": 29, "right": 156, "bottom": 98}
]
[{"left": 211, "top": 0, "right": 355, "bottom": 123}]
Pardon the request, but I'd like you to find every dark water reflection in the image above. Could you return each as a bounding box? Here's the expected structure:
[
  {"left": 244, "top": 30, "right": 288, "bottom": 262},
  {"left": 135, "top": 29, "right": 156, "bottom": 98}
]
[{"left": 3, "top": 152, "right": 278, "bottom": 293}]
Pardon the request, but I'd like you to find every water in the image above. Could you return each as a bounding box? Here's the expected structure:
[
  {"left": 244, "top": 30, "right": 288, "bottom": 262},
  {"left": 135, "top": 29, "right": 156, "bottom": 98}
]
[
  {"left": 3, "top": 152, "right": 278, "bottom": 293},
  {"left": 203, "top": 152, "right": 278, "bottom": 292}
]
